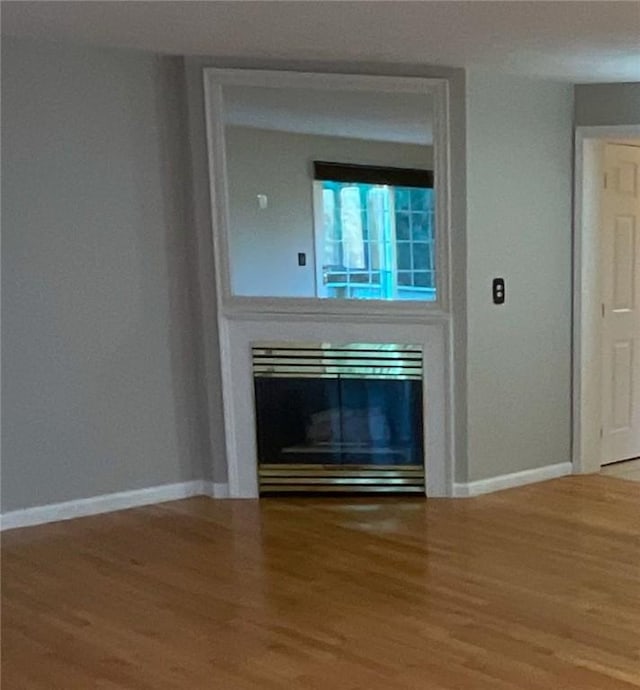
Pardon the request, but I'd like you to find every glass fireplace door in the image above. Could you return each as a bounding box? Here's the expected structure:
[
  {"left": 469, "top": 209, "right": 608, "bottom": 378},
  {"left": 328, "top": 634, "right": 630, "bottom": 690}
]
[{"left": 252, "top": 343, "right": 425, "bottom": 494}]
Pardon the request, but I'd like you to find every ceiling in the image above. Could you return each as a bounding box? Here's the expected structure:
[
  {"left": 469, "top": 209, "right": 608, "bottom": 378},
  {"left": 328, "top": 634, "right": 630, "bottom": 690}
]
[
  {"left": 2, "top": 1, "right": 639, "bottom": 83},
  {"left": 224, "top": 85, "right": 433, "bottom": 144}
]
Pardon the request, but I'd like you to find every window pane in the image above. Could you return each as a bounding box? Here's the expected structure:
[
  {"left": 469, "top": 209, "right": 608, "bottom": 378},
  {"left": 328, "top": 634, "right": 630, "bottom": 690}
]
[
  {"left": 413, "top": 271, "right": 432, "bottom": 288},
  {"left": 340, "top": 187, "right": 366, "bottom": 269},
  {"left": 322, "top": 189, "right": 341, "bottom": 266},
  {"left": 396, "top": 212, "right": 411, "bottom": 240},
  {"left": 412, "top": 242, "right": 429, "bottom": 272},
  {"left": 323, "top": 189, "right": 337, "bottom": 240},
  {"left": 367, "top": 187, "right": 386, "bottom": 270},
  {"left": 412, "top": 212, "right": 431, "bottom": 242},
  {"left": 397, "top": 271, "right": 413, "bottom": 287},
  {"left": 397, "top": 242, "right": 411, "bottom": 270},
  {"left": 410, "top": 188, "right": 429, "bottom": 211},
  {"left": 395, "top": 187, "right": 410, "bottom": 211}
]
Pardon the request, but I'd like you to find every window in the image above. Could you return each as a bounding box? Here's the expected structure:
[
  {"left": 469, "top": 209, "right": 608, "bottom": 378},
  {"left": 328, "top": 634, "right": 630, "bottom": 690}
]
[{"left": 314, "top": 162, "right": 436, "bottom": 301}]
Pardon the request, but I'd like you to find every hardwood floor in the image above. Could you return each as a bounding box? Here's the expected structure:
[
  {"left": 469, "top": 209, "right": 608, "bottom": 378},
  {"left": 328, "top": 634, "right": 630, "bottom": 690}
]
[{"left": 2, "top": 475, "right": 640, "bottom": 689}]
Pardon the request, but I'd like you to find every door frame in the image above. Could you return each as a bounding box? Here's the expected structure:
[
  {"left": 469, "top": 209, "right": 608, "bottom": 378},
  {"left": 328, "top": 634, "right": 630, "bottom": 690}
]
[{"left": 573, "top": 124, "right": 640, "bottom": 474}]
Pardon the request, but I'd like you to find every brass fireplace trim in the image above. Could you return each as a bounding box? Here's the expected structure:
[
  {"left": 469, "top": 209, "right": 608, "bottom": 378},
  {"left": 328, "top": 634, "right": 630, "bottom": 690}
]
[
  {"left": 253, "top": 342, "right": 421, "bottom": 351},
  {"left": 252, "top": 342, "right": 423, "bottom": 380},
  {"left": 260, "top": 463, "right": 424, "bottom": 474},
  {"left": 259, "top": 464, "right": 426, "bottom": 495},
  {"left": 260, "top": 485, "right": 425, "bottom": 494}
]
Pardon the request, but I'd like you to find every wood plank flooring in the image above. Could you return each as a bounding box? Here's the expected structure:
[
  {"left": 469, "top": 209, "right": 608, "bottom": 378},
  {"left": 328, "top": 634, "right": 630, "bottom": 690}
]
[{"left": 2, "top": 475, "right": 640, "bottom": 689}]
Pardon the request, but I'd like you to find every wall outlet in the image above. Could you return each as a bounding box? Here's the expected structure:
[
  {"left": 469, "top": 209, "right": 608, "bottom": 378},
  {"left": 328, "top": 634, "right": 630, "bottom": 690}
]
[{"left": 492, "top": 278, "right": 505, "bottom": 304}]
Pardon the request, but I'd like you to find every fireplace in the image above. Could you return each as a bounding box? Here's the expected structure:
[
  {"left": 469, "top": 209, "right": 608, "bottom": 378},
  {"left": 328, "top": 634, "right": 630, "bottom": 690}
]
[{"left": 252, "top": 342, "right": 425, "bottom": 494}]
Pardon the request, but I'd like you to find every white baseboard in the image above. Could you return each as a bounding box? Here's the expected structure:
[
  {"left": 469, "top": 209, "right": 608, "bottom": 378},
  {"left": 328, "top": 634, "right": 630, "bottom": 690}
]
[
  {"left": 453, "top": 462, "right": 572, "bottom": 498},
  {"left": 199, "top": 480, "right": 231, "bottom": 498},
  {"left": 1, "top": 480, "right": 231, "bottom": 532},
  {"left": 211, "top": 482, "right": 230, "bottom": 498}
]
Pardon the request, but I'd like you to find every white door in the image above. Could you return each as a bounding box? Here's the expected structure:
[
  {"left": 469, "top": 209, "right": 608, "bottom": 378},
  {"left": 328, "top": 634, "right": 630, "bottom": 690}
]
[{"left": 602, "top": 142, "right": 640, "bottom": 465}]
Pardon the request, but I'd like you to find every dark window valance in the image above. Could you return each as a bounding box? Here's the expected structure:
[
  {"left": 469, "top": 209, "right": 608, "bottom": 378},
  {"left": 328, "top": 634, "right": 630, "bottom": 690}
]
[{"left": 313, "top": 161, "right": 433, "bottom": 189}]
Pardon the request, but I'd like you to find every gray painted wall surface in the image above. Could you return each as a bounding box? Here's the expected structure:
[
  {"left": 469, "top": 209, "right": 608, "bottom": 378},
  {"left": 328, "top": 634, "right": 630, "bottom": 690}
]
[
  {"left": 1, "top": 38, "right": 209, "bottom": 510},
  {"left": 4, "top": 40, "right": 582, "bottom": 501},
  {"left": 466, "top": 71, "right": 574, "bottom": 481},
  {"left": 575, "top": 82, "right": 640, "bottom": 127}
]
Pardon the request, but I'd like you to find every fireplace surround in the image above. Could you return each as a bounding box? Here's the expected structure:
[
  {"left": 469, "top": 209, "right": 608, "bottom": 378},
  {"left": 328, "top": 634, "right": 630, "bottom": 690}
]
[{"left": 218, "top": 318, "right": 450, "bottom": 498}]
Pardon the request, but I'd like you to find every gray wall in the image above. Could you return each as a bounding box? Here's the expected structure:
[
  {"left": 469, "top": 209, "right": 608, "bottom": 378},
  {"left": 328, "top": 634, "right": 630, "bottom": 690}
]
[
  {"left": 1, "top": 38, "right": 211, "bottom": 510},
  {"left": 226, "top": 126, "right": 432, "bottom": 297},
  {"left": 466, "top": 71, "right": 574, "bottom": 481},
  {"left": 575, "top": 82, "right": 640, "bottom": 127},
  {"left": 3, "top": 39, "right": 581, "bottom": 503}
]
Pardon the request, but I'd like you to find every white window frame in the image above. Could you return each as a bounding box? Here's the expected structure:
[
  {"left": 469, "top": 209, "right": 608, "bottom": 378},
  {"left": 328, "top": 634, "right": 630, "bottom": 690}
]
[{"left": 203, "top": 68, "right": 452, "bottom": 320}]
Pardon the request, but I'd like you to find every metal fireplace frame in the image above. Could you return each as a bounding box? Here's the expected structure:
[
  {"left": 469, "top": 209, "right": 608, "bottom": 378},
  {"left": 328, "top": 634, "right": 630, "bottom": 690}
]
[{"left": 252, "top": 342, "right": 425, "bottom": 495}]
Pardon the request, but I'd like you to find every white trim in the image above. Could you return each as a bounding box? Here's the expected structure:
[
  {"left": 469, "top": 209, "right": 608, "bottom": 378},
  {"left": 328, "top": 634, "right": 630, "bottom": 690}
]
[
  {"left": 202, "top": 67, "right": 452, "bottom": 318},
  {"left": 0, "top": 480, "right": 231, "bottom": 532},
  {"left": 219, "top": 320, "right": 243, "bottom": 497},
  {"left": 222, "top": 299, "right": 451, "bottom": 323},
  {"left": 212, "top": 482, "right": 230, "bottom": 498},
  {"left": 312, "top": 182, "right": 324, "bottom": 298},
  {"left": 453, "top": 462, "right": 572, "bottom": 498},
  {"left": 202, "top": 68, "right": 446, "bottom": 94},
  {"left": 573, "top": 124, "right": 640, "bottom": 475},
  {"left": 199, "top": 481, "right": 231, "bottom": 499}
]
